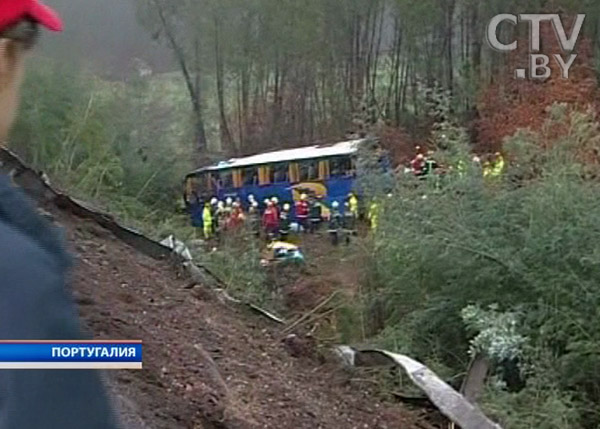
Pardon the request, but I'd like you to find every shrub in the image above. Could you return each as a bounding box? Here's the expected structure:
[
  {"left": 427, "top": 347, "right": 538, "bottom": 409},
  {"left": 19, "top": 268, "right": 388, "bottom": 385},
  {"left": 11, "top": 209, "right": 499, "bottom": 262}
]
[{"left": 364, "top": 107, "right": 600, "bottom": 428}]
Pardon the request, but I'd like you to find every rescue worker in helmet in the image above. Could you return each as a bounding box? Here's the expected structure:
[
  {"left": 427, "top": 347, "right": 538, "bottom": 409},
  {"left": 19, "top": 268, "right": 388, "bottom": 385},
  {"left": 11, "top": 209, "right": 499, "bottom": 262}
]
[
  {"left": 210, "top": 197, "right": 219, "bottom": 235},
  {"left": 367, "top": 200, "right": 379, "bottom": 231},
  {"left": 279, "top": 203, "right": 292, "bottom": 241},
  {"left": 247, "top": 194, "right": 256, "bottom": 210},
  {"left": 348, "top": 192, "right": 359, "bottom": 219},
  {"left": 295, "top": 193, "right": 310, "bottom": 233},
  {"left": 271, "top": 196, "right": 280, "bottom": 220},
  {"left": 228, "top": 201, "right": 245, "bottom": 230},
  {"left": 202, "top": 200, "right": 213, "bottom": 240},
  {"left": 328, "top": 201, "right": 343, "bottom": 245},
  {"left": 308, "top": 195, "right": 323, "bottom": 233},
  {"left": 343, "top": 201, "right": 355, "bottom": 243},
  {"left": 262, "top": 200, "right": 279, "bottom": 241},
  {"left": 216, "top": 201, "right": 228, "bottom": 235},
  {"left": 410, "top": 153, "right": 426, "bottom": 178},
  {"left": 248, "top": 201, "right": 261, "bottom": 238},
  {"left": 490, "top": 152, "right": 505, "bottom": 177}
]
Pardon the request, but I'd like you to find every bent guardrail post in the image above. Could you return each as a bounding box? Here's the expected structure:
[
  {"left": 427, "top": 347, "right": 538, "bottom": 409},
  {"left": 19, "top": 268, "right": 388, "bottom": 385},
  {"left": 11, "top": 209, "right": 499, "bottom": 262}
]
[{"left": 335, "top": 346, "right": 502, "bottom": 429}]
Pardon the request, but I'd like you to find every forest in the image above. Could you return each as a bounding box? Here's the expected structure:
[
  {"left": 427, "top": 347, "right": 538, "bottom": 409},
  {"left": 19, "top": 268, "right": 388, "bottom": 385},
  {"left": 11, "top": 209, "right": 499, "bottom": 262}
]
[{"left": 8, "top": 0, "right": 600, "bottom": 427}]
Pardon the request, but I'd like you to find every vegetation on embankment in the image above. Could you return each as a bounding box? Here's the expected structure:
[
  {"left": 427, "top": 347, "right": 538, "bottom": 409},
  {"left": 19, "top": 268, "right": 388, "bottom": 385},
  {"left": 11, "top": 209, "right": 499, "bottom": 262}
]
[{"left": 352, "top": 106, "right": 600, "bottom": 429}]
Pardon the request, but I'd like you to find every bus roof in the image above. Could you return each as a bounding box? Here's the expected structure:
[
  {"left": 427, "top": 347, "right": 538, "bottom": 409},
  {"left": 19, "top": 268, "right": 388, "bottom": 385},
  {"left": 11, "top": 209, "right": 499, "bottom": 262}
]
[{"left": 188, "top": 138, "right": 368, "bottom": 175}]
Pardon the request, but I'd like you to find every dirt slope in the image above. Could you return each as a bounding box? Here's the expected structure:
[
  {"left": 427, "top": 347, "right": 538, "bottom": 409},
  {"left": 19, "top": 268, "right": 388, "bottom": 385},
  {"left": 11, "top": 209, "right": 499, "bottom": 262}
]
[{"left": 46, "top": 205, "right": 423, "bottom": 429}]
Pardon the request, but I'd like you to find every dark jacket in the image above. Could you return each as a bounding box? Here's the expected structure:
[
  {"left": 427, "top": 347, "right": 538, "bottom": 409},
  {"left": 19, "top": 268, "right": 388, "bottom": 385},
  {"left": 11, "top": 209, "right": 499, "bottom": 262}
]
[{"left": 0, "top": 174, "right": 119, "bottom": 429}]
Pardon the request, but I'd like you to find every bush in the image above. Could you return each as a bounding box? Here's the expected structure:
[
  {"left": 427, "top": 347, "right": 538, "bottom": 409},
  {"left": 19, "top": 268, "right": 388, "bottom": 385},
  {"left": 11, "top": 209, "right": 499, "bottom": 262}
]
[{"left": 364, "top": 107, "right": 600, "bottom": 428}]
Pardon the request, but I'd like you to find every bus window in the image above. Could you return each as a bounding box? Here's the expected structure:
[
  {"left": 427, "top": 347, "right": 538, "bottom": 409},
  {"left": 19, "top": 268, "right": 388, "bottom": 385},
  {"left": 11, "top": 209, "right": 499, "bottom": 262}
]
[
  {"left": 259, "top": 165, "right": 273, "bottom": 185},
  {"left": 232, "top": 169, "right": 243, "bottom": 188},
  {"left": 289, "top": 162, "right": 300, "bottom": 183},
  {"left": 273, "top": 162, "right": 289, "bottom": 183},
  {"left": 243, "top": 167, "right": 259, "bottom": 186},
  {"left": 219, "top": 170, "right": 234, "bottom": 189},
  {"left": 318, "top": 160, "right": 330, "bottom": 180},
  {"left": 299, "top": 160, "right": 318, "bottom": 181},
  {"left": 330, "top": 156, "right": 353, "bottom": 177}
]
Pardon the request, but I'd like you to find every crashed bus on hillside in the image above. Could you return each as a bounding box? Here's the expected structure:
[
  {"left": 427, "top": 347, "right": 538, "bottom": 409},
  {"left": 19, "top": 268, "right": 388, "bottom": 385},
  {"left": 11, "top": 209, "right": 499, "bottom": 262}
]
[{"left": 183, "top": 138, "right": 383, "bottom": 225}]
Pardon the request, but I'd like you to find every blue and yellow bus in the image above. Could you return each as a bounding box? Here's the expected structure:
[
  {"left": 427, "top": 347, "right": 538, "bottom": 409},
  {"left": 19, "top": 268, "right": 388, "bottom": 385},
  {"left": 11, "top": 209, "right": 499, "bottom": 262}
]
[{"left": 183, "top": 138, "right": 378, "bottom": 225}]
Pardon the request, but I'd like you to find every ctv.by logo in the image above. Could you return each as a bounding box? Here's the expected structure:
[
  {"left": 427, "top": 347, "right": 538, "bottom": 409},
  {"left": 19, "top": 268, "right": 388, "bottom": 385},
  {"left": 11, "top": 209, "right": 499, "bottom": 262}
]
[{"left": 487, "top": 14, "right": 585, "bottom": 79}]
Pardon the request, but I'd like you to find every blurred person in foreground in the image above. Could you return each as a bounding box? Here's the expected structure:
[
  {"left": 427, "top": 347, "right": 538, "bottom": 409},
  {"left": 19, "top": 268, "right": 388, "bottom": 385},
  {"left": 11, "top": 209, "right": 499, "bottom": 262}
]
[{"left": 0, "top": 1, "right": 119, "bottom": 428}]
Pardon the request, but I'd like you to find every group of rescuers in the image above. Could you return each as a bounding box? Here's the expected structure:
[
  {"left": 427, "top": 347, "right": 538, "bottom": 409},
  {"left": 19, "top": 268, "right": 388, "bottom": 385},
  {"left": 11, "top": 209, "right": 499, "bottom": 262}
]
[
  {"left": 197, "top": 149, "right": 505, "bottom": 245},
  {"left": 408, "top": 148, "right": 505, "bottom": 179},
  {"left": 199, "top": 192, "right": 362, "bottom": 246}
]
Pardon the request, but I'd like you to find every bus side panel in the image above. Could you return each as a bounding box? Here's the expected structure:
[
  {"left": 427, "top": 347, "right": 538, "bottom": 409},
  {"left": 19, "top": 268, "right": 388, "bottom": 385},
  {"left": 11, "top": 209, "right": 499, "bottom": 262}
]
[{"left": 325, "top": 176, "right": 355, "bottom": 206}]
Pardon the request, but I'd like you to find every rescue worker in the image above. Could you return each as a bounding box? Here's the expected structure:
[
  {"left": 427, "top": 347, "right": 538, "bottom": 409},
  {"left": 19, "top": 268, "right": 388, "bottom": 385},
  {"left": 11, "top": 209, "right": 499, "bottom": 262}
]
[
  {"left": 491, "top": 152, "right": 505, "bottom": 177},
  {"left": 367, "top": 200, "right": 379, "bottom": 231},
  {"left": 482, "top": 158, "right": 493, "bottom": 178},
  {"left": 225, "top": 197, "right": 233, "bottom": 215},
  {"left": 228, "top": 201, "right": 245, "bottom": 230},
  {"left": 348, "top": 192, "right": 359, "bottom": 218},
  {"left": 295, "top": 193, "right": 310, "bottom": 233},
  {"left": 247, "top": 194, "right": 256, "bottom": 210},
  {"left": 343, "top": 201, "right": 356, "bottom": 243},
  {"left": 328, "top": 201, "right": 343, "bottom": 245},
  {"left": 0, "top": 3, "right": 120, "bottom": 427},
  {"left": 262, "top": 201, "right": 279, "bottom": 240},
  {"left": 202, "top": 201, "right": 213, "bottom": 240},
  {"left": 308, "top": 195, "right": 323, "bottom": 233},
  {"left": 217, "top": 200, "right": 228, "bottom": 234},
  {"left": 248, "top": 201, "right": 261, "bottom": 237},
  {"left": 210, "top": 197, "right": 219, "bottom": 235},
  {"left": 279, "top": 203, "right": 292, "bottom": 241},
  {"left": 271, "top": 196, "right": 280, "bottom": 220},
  {"left": 410, "top": 153, "right": 426, "bottom": 177}
]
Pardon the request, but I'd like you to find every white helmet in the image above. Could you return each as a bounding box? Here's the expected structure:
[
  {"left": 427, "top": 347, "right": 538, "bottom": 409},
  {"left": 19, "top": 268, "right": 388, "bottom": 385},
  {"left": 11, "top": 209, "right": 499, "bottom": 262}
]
[
  {"left": 264, "top": 198, "right": 270, "bottom": 205},
  {"left": 217, "top": 201, "right": 225, "bottom": 209},
  {"left": 332, "top": 201, "right": 339, "bottom": 209},
  {"left": 252, "top": 201, "right": 259, "bottom": 208},
  {"left": 283, "top": 203, "right": 291, "bottom": 211},
  {"left": 210, "top": 198, "right": 218, "bottom": 205},
  {"left": 226, "top": 197, "right": 233, "bottom": 205},
  {"left": 248, "top": 194, "right": 255, "bottom": 202},
  {"left": 271, "top": 196, "right": 279, "bottom": 204}
]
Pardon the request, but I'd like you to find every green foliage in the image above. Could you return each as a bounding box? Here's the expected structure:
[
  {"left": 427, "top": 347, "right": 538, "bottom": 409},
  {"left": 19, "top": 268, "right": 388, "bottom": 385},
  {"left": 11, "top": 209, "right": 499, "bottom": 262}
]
[
  {"left": 363, "top": 108, "right": 600, "bottom": 427},
  {"left": 461, "top": 304, "right": 527, "bottom": 362},
  {"left": 197, "top": 232, "right": 271, "bottom": 306},
  {"left": 482, "top": 372, "right": 582, "bottom": 429},
  {"left": 9, "top": 58, "right": 194, "bottom": 227}
]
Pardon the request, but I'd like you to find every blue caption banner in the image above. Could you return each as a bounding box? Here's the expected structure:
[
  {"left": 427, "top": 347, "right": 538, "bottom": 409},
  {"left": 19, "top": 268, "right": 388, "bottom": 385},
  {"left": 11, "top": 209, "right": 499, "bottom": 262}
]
[{"left": 0, "top": 342, "right": 143, "bottom": 362}]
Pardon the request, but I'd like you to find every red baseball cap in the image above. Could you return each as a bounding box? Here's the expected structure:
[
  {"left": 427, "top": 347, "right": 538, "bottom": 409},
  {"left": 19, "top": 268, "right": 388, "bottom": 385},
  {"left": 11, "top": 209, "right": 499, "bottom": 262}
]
[{"left": 0, "top": 0, "right": 63, "bottom": 32}]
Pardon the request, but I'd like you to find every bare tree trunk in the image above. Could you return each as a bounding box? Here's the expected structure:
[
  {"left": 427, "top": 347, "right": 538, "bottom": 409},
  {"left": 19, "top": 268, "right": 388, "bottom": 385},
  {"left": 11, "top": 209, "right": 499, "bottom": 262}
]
[
  {"left": 214, "top": 15, "right": 234, "bottom": 153},
  {"left": 446, "top": 0, "right": 456, "bottom": 94},
  {"left": 151, "top": 0, "right": 207, "bottom": 153}
]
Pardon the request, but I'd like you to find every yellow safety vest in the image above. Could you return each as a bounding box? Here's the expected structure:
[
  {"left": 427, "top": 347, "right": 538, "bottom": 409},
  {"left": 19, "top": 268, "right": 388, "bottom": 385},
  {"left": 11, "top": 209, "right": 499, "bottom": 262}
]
[
  {"left": 349, "top": 196, "right": 359, "bottom": 217},
  {"left": 203, "top": 206, "right": 212, "bottom": 226},
  {"left": 491, "top": 156, "right": 505, "bottom": 177},
  {"left": 368, "top": 203, "right": 379, "bottom": 230}
]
